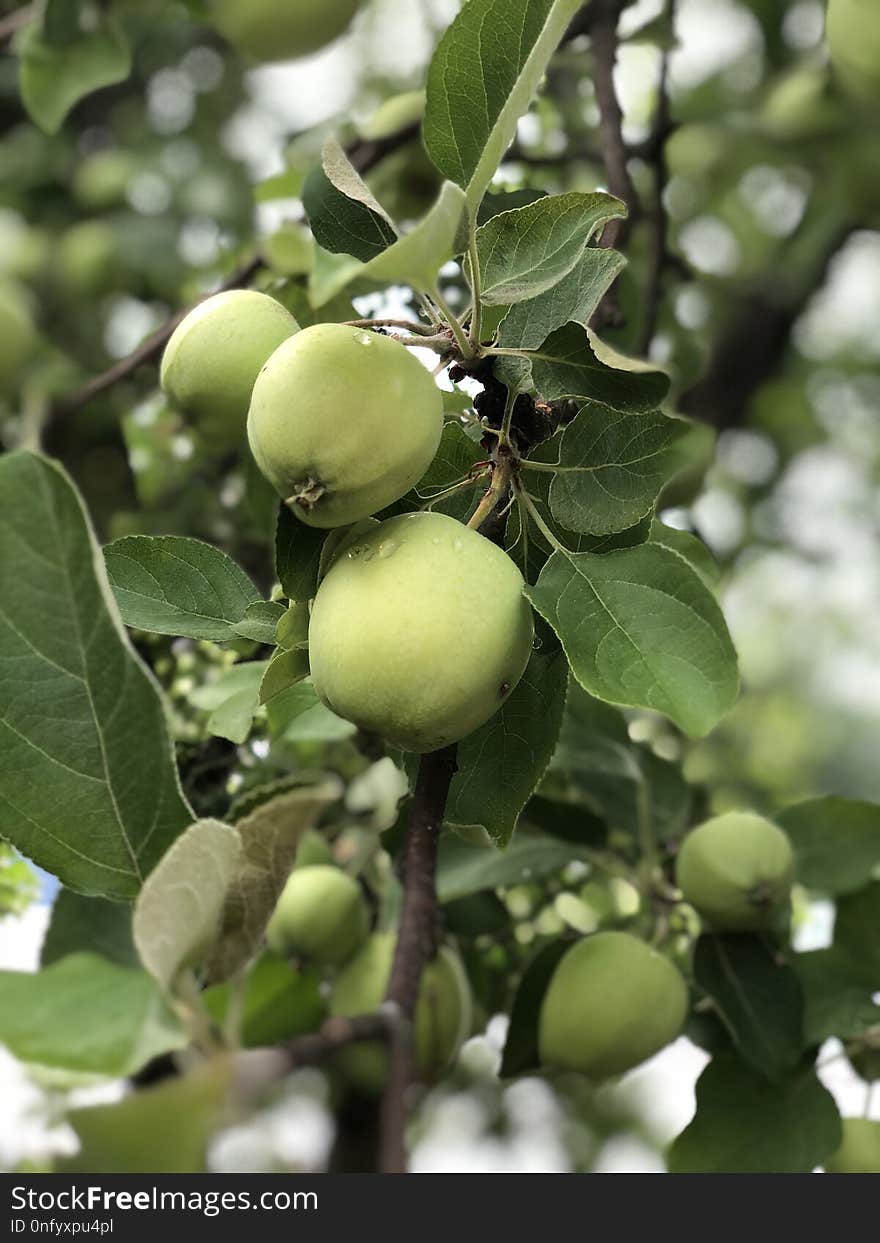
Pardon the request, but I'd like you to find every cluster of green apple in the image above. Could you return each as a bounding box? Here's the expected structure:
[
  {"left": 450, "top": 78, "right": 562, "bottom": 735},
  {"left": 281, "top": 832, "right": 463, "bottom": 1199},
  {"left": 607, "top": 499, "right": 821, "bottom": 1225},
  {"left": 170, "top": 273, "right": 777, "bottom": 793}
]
[
  {"left": 265, "top": 854, "right": 472, "bottom": 1092},
  {"left": 538, "top": 811, "right": 795, "bottom": 1079},
  {"left": 160, "top": 290, "right": 534, "bottom": 753},
  {"left": 826, "top": 0, "right": 880, "bottom": 105}
]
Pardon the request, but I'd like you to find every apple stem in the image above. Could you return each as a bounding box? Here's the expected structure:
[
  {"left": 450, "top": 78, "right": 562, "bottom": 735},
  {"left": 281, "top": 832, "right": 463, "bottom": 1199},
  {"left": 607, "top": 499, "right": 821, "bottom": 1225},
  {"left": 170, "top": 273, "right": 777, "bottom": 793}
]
[{"left": 466, "top": 455, "right": 515, "bottom": 531}]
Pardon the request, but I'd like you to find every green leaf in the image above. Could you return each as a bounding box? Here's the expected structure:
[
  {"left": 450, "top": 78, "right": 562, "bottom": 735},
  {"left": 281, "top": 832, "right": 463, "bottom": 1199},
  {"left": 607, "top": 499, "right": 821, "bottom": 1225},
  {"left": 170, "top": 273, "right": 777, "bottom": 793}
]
[
  {"left": 778, "top": 798, "right": 880, "bottom": 896},
  {"left": 475, "top": 192, "right": 625, "bottom": 305},
  {"left": 436, "top": 833, "right": 584, "bottom": 903},
  {"left": 668, "top": 1053, "right": 841, "bottom": 1173},
  {"left": 275, "top": 503, "right": 326, "bottom": 602},
  {"left": 477, "top": 188, "right": 547, "bottom": 224},
  {"left": 302, "top": 136, "right": 397, "bottom": 262},
  {"left": 0, "top": 452, "right": 191, "bottom": 900},
  {"left": 693, "top": 935, "right": 804, "bottom": 1081},
  {"left": 834, "top": 882, "right": 880, "bottom": 977},
  {"left": 445, "top": 650, "right": 569, "bottom": 846},
  {"left": 232, "top": 601, "right": 286, "bottom": 646},
  {"left": 525, "top": 543, "right": 739, "bottom": 737},
  {"left": 62, "top": 1060, "right": 233, "bottom": 1174},
  {"left": 310, "top": 181, "right": 467, "bottom": 306},
  {"left": 496, "top": 323, "right": 670, "bottom": 411},
  {"left": 540, "top": 401, "right": 686, "bottom": 536},
  {"left": 259, "top": 647, "right": 311, "bottom": 705},
  {"left": 189, "top": 661, "right": 268, "bottom": 745},
  {"left": 265, "top": 678, "right": 357, "bottom": 743},
  {"left": 18, "top": 13, "right": 132, "bottom": 135},
  {"left": 103, "top": 535, "right": 262, "bottom": 641},
  {"left": 543, "top": 679, "right": 691, "bottom": 842},
  {"left": 204, "top": 783, "right": 340, "bottom": 983},
  {"left": 650, "top": 520, "right": 720, "bottom": 590},
  {"left": 500, "top": 940, "right": 571, "bottom": 1077},
  {"left": 133, "top": 819, "right": 242, "bottom": 993},
  {"left": 203, "top": 951, "right": 326, "bottom": 1047},
  {"left": 424, "top": 0, "right": 583, "bottom": 213},
  {"left": 795, "top": 949, "right": 880, "bottom": 1046},
  {"left": 41, "top": 889, "right": 137, "bottom": 969},
  {"left": 0, "top": 954, "right": 186, "bottom": 1076},
  {"left": 497, "top": 248, "right": 626, "bottom": 349}
]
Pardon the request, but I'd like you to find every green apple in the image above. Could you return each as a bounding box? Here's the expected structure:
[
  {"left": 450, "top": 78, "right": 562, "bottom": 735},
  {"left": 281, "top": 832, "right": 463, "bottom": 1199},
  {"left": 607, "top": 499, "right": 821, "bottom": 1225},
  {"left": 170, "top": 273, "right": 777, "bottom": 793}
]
[
  {"left": 676, "top": 811, "right": 794, "bottom": 932},
  {"left": 247, "top": 323, "right": 443, "bottom": 527},
  {"left": 73, "top": 150, "right": 137, "bottom": 210},
  {"left": 161, "top": 290, "right": 298, "bottom": 453},
  {"left": 56, "top": 221, "right": 119, "bottom": 297},
  {"left": 538, "top": 932, "right": 688, "bottom": 1080},
  {"left": 824, "top": 1118, "right": 880, "bottom": 1173},
  {"left": 308, "top": 511, "right": 534, "bottom": 752},
  {"left": 827, "top": 0, "right": 880, "bottom": 104},
  {"left": 266, "top": 865, "right": 368, "bottom": 966},
  {"left": 0, "top": 280, "right": 36, "bottom": 393},
  {"left": 208, "top": 0, "right": 361, "bottom": 63},
  {"left": 329, "top": 932, "right": 472, "bottom": 1093},
  {"left": 293, "top": 829, "right": 335, "bottom": 870}
]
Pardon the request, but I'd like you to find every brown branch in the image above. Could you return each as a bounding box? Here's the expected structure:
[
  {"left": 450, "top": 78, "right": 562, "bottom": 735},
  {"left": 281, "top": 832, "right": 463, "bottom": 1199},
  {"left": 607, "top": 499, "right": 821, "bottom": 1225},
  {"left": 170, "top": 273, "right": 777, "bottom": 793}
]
[
  {"left": 281, "top": 1013, "right": 393, "bottom": 1070},
  {"left": 378, "top": 743, "right": 458, "bottom": 1174},
  {"left": 590, "top": 0, "right": 635, "bottom": 252},
  {"left": 636, "top": 0, "right": 676, "bottom": 357},
  {"left": 0, "top": 4, "right": 32, "bottom": 44}
]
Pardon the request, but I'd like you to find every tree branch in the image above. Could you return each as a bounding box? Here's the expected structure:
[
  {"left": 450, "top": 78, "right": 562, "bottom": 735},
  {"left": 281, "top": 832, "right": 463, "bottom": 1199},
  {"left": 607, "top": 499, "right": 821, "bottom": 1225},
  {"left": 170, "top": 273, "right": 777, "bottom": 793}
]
[
  {"left": 636, "top": 0, "right": 676, "bottom": 357},
  {"left": 590, "top": 0, "right": 635, "bottom": 253},
  {"left": 379, "top": 743, "right": 458, "bottom": 1174},
  {"left": 281, "top": 1013, "right": 393, "bottom": 1070},
  {"left": 0, "top": 5, "right": 32, "bottom": 44}
]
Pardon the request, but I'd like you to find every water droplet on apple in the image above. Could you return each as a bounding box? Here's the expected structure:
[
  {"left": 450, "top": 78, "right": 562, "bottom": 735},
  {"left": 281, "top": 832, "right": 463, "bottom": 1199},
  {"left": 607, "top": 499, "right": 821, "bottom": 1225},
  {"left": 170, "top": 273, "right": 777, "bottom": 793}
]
[
  {"left": 453, "top": 537, "right": 464, "bottom": 552},
  {"left": 355, "top": 332, "right": 373, "bottom": 346},
  {"left": 378, "top": 539, "right": 399, "bottom": 559}
]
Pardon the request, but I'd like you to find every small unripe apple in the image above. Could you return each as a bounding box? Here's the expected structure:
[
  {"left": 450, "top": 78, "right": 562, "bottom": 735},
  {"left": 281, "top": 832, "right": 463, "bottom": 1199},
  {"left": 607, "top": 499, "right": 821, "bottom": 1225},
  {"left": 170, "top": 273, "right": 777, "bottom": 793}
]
[
  {"left": 56, "top": 221, "right": 120, "bottom": 297},
  {"left": 0, "top": 279, "right": 36, "bottom": 393},
  {"left": 266, "top": 865, "right": 368, "bottom": 966},
  {"left": 208, "top": 0, "right": 361, "bottom": 64},
  {"left": 247, "top": 324, "right": 443, "bottom": 528},
  {"left": 539, "top": 932, "right": 688, "bottom": 1079},
  {"left": 329, "top": 932, "right": 472, "bottom": 1093},
  {"left": 826, "top": 0, "right": 880, "bottom": 105},
  {"left": 824, "top": 1118, "right": 880, "bottom": 1173},
  {"left": 675, "top": 811, "right": 794, "bottom": 932},
  {"left": 161, "top": 290, "right": 298, "bottom": 453},
  {"left": 308, "top": 511, "right": 534, "bottom": 752}
]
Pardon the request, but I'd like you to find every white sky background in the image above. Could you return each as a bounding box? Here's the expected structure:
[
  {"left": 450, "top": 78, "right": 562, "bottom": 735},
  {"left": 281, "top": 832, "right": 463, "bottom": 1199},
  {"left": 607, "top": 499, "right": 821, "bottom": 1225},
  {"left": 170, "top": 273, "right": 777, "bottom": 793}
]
[{"left": 3, "top": 0, "right": 880, "bottom": 1173}]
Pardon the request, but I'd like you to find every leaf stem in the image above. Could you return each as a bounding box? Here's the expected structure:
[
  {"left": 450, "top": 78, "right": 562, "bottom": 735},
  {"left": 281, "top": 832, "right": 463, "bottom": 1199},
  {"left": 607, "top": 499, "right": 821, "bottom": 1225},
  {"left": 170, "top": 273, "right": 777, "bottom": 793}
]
[
  {"left": 418, "top": 472, "right": 487, "bottom": 511},
  {"left": 467, "top": 231, "right": 484, "bottom": 352},
  {"left": 516, "top": 484, "right": 568, "bottom": 554},
  {"left": 432, "top": 285, "right": 476, "bottom": 360},
  {"left": 343, "top": 318, "right": 439, "bottom": 335},
  {"left": 519, "top": 458, "right": 562, "bottom": 473}
]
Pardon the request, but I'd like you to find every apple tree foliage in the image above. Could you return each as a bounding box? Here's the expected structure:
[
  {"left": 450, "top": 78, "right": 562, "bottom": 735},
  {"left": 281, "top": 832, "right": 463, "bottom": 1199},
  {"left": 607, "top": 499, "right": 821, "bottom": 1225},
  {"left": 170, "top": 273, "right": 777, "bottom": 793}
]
[{"left": 0, "top": 0, "right": 879, "bottom": 1174}]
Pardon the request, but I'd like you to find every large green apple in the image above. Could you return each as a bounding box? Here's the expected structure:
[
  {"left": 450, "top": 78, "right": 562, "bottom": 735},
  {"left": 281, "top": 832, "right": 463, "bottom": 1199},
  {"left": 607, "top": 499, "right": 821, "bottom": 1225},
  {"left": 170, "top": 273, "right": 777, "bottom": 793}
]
[
  {"left": 538, "top": 932, "right": 688, "bottom": 1080},
  {"left": 827, "top": 0, "right": 880, "bottom": 104},
  {"left": 161, "top": 290, "right": 298, "bottom": 453},
  {"left": 308, "top": 511, "right": 534, "bottom": 752},
  {"left": 247, "top": 324, "right": 443, "bottom": 528},
  {"left": 329, "top": 932, "right": 472, "bottom": 1093},
  {"left": 675, "top": 811, "right": 794, "bottom": 932},
  {"left": 208, "top": 0, "right": 361, "bottom": 64},
  {"left": 0, "top": 280, "right": 36, "bottom": 393},
  {"left": 824, "top": 1118, "right": 880, "bottom": 1173},
  {"left": 265, "top": 865, "right": 369, "bottom": 966}
]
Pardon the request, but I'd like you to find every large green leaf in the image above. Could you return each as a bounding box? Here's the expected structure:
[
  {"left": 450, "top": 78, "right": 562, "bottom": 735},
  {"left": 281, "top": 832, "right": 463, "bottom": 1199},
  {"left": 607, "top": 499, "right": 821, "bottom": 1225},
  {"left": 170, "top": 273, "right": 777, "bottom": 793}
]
[
  {"left": 834, "top": 882, "right": 880, "bottom": 976},
  {"left": 41, "top": 889, "right": 137, "bottom": 969},
  {"left": 275, "top": 504, "right": 326, "bottom": 603},
  {"left": 525, "top": 543, "right": 739, "bottom": 737},
  {"left": 0, "top": 453, "right": 191, "bottom": 899},
  {"left": 475, "top": 192, "right": 624, "bottom": 305},
  {"left": 693, "top": 935, "right": 804, "bottom": 1082},
  {"left": 539, "top": 401, "right": 686, "bottom": 536},
  {"left": 424, "top": 0, "right": 583, "bottom": 213},
  {"left": 795, "top": 948, "right": 880, "bottom": 1046},
  {"left": 204, "top": 782, "right": 341, "bottom": 983},
  {"left": 778, "top": 797, "right": 880, "bottom": 896},
  {"left": 303, "top": 136, "right": 397, "bottom": 261},
  {"left": 103, "top": 535, "right": 262, "bottom": 641},
  {"left": 496, "top": 323, "right": 670, "bottom": 411},
  {"left": 18, "top": 12, "right": 132, "bottom": 134},
  {"left": 668, "top": 1053, "right": 841, "bottom": 1173},
  {"left": 445, "top": 649, "right": 569, "bottom": 846},
  {"left": 497, "top": 248, "right": 626, "bottom": 350},
  {"left": 133, "top": 818, "right": 242, "bottom": 993},
  {"left": 203, "top": 952, "right": 326, "bottom": 1048},
  {"left": 0, "top": 953, "right": 186, "bottom": 1076}
]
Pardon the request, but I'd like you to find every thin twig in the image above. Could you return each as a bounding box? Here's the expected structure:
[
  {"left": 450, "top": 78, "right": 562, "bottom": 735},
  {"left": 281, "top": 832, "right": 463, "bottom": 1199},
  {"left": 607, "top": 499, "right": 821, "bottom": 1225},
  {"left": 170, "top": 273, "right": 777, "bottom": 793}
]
[
  {"left": 282, "top": 1013, "right": 393, "bottom": 1070},
  {"left": 0, "top": 4, "right": 32, "bottom": 43},
  {"left": 590, "top": 0, "right": 635, "bottom": 252},
  {"left": 636, "top": 0, "right": 676, "bottom": 357},
  {"left": 378, "top": 744, "right": 458, "bottom": 1174}
]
